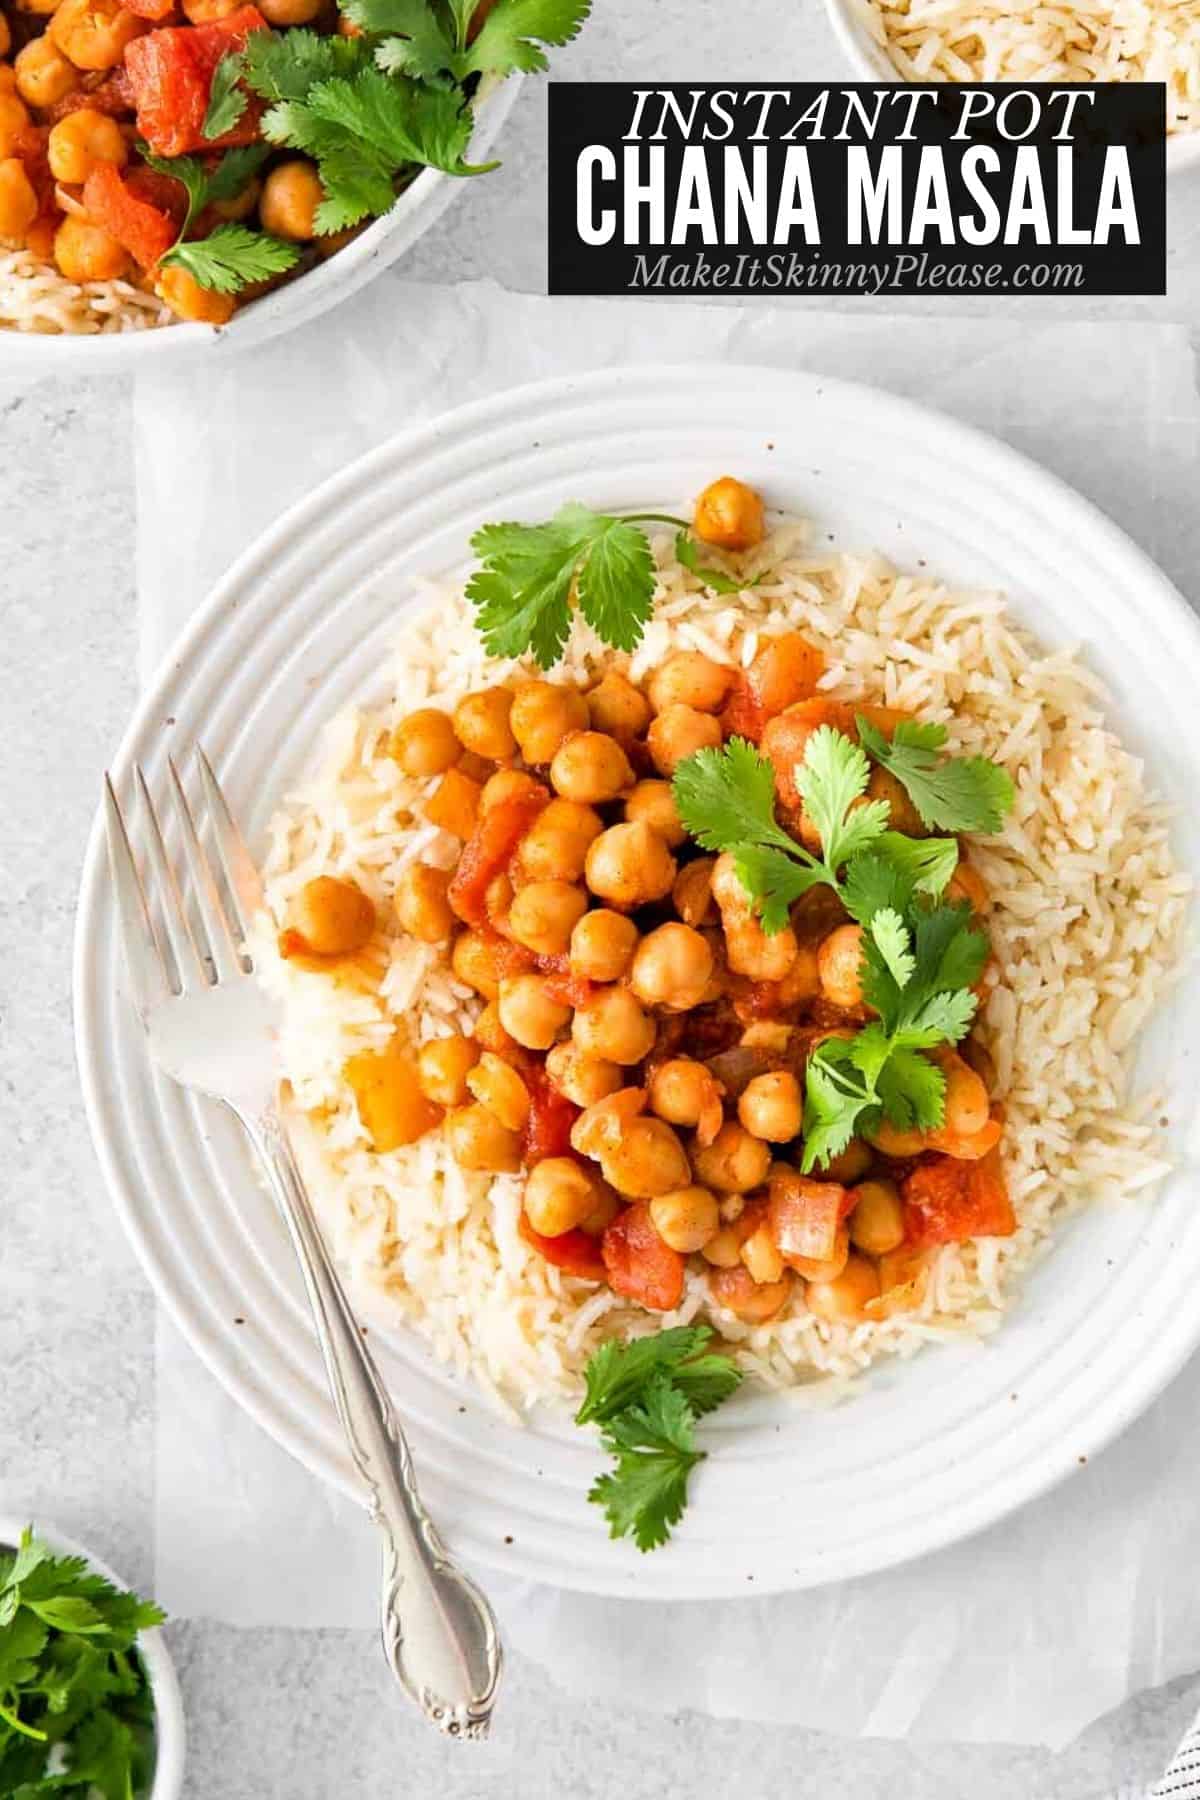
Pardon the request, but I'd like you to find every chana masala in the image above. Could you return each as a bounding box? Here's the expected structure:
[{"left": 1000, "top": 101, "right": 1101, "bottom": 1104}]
[{"left": 274, "top": 475, "right": 1020, "bottom": 1335}]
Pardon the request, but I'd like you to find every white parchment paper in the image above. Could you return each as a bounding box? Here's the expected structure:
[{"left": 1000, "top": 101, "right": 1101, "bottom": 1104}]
[{"left": 135, "top": 278, "right": 1200, "bottom": 1749}]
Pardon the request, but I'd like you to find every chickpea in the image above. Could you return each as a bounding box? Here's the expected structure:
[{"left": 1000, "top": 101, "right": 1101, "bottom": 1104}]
[
  {"left": 647, "top": 1059, "right": 723, "bottom": 1133},
  {"left": 345, "top": 1045, "right": 440, "bottom": 1151},
  {"left": 624, "top": 778, "right": 685, "bottom": 847},
  {"left": 466, "top": 1052, "right": 530, "bottom": 1132},
  {"left": 708, "top": 1264, "right": 792, "bottom": 1324},
  {"left": 570, "top": 1087, "right": 646, "bottom": 1159},
  {"left": 446, "top": 1103, "right": 522, "bottom": 1174},
  {"left": 47, "top": 107, "right": 126, "bottom": 183},
  {"left": 451, "top": 927, "right": 501, "bottom": 999},
  {"left": 711, "top": 853, "right": 799, "bottom": 981},
  {"left": 394, "top": 863, "right": 454, "bottom": 943},
  {"left": 259, "top": 159, "right": 324, "bottom": 240},
  {"left": 587, "top": 670, "right": 649, "bottom": 742},
  {"left": 672, "top": 857, "right": 715, "bottom": 926},
  {"left": 847, "top": 1178, "right": 905, "bottom": 1256},
  {"left": 550, "top": 730, "right": 633, "bottom": 805},
  {"left": 701, "top": 1223, "right": 747, "bottom": 1268},
  {"left": 258, "top": 0, "right": 321, "bottom": 21},
  {"left": 818, "top": 923, "right": 865, "bottom": 1010},
  {"left": 182, "top": 0, "right": 241, "bottom": 18},
  {"left": 692, "top": 1120, "right": 772, "bottom": 1194},
  {"left": 426, "top": 767, "right": 482, "bottom": 839},
  {"left": 497, "top": 972, "right": 570, "bottom": 1051},
  {"left": 598, "top": 1117, "right": 690, "bottom": 1200},
  {"left": 154, "top": 265, "right": 236, "bottom": 327},
  {"left": 518, "top": 797, "right": 602, "bottom": 883},
  {"left": 16, "top": 39, "right": 76, "bottom": 109},
  {"left": 50, "top": 0, "right": 146, "bottom": 69},
  {"left": 545, "top": 1041, "right": 623, "bottom": 1108},
  {"left": 210, "top": 174, "right": 262, "bottom": 223},
  {"left": 648, "top": 651, "right": 732, "bottom": 716},
  {"left": 480, "top": 768, "right": 544, "bottom": 812},
  {"left": 54, "top": 215, "right": 129, "bottom": 282},
  {"left": 819, "top": 1137, "right": 873, "bottom": 1184},
  {"left": 948, "top": 859, "right": 990, "bottom": 915},
  {"left": 746, "top": 631, "right": 825, "bottom": 715},
  {"left": 416, "top": 1034, "right": 479, "bottom": 1108},
  {"left": 391, "top": 707, "right": 459, "bottom": 777},
  {"left": 0, "top": 93, "right": 29, "bottom": 159},
  {"left": 569, "top": 907, "right": 638, "bottom": 982},
  {"left": 738, "top": 1070, "right": 802, "bottom": 1144},
  {"left": 650, "top": 1184, "right": 719, "bottom": 1253},
  {"left": 940, "top": 1050, "right": 990, "bottom": 1138},
  {"left": 629, "top": 922, "right": 713, "bottom": 1012},
  {"left": 453, "top": 687, "right": 516, "bottom": 761},
  {"left": 806, "top": 1251, "right": 881, "bottom": 1323},
  {"left": 693, "top": 475, "right": 765, "bottom": 552},
  {"left": 585, "top": 821, "right": 676, "bottom": 909},
  {"left": 580, "top": 1185, "right": 621, "bottom": 1236},
  {"left": 0, "top": 158, "right": 37, "bottom": 240},
  {"left": 507, "top": 879, "right": 587, "bottom": 957},
  {"left": 290, "top": 875, "right": 375, "bottom": 956},
  {"left": 646, "top": 703, "right": 722, "bottom": 777},
  {"left": 741, "top": 1221, "right": 785, "bottom": 1286},
  {"left": 472, "top": 1000, "right": 516, "bottom": 1057},
  {"left": 510, "top": 679, "right": 588, "bottom": 764},
  {"left": 524, "top": 1157, "right": 607, "bottom": 1238},
  {"left": 572, "top": 985, "right": 655, "bottom": 1065}
]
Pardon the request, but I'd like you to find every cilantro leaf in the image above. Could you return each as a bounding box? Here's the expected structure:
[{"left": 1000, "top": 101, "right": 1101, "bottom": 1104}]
[
  {"left": 575, "top": 1325, "right": 714, "bottom": 1426},
  {"left": 240, "top": 26, "right": 372, "bottom": 101},
  {"left": 675, "top": 530, "right": 740, "bottom": 595},
  {"left": 911, "top": 902, "right": 989, "bottom": 999},
  {"left": 140, "top": 143, "right": 272, "bottom": 244},
  {"left": 202, "top": 49, "right": 248, "bottom": 139},
  {"left": 466, "top": 505, "right": 664, "bottom": 669},
  {"left": 857, "top": 714, "right": 1015, "bottom": 834},
  {"left": 159, "top": 224, "right": 301, "bottom": 295},
  {"left": 876, "top": 1045, "right": 946, "bottom": 1130},
  {"left": 731, "top": 844, "right": 824, "bottom": 934},
  {"left": 589, "top": 1378, "right": 703, "bottom": 1553},
  {"left": 459, "top": 0, "right": 592, "bottom": 77},
  {"left": 343, "top": 0, "right": 456, "bottom": 81},
  {"left": 673, "top": 738, "right": 794, "bottom": 859},
  {"left": 801, "top": 1042, "right": 875, "bottom": 1171},
  {"left": 869, "top": 906, "right": 915, "bottom": 988},
  {"left": 796, "top": 725, "right": 890, "bottom": 871},
  {"left": 669, "top": 1352, "right": 743, "bottom": 1417},
  {"left": 283, "top": 69, "right": 498, "bottom": 179}
]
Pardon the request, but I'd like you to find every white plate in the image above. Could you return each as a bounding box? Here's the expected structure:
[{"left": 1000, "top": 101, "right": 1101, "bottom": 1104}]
[
  {"left": 820, "top": 0, "right": 1200, "bottom": 177},
  {"left": 0, "top": 77, "right": 520, "bottom": 378},
  {"left": 75, "top": 364, "right": 1200, "bottom": 1599}
]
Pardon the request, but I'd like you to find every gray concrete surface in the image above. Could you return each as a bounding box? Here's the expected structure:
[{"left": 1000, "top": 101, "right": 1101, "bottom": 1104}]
[{"left": 5, "top": 0, "right": 1200, "bottom": 1792}]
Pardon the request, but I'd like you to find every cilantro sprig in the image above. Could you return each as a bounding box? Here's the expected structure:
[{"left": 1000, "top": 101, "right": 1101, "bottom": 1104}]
[
  {"left": 577, "top": 1326, "right": 742, "bottom": 1552},
  {"left": 140, "top": 142, "right": 301, "bottom": 295},
  {"left": 857, "top": 714, "right": 1015, "bottom": 834},
  {"left": 0, "top": 1529, "right": 165, "bottom": 1798},
  {"left": 346, "top": 0, "right": 592, "bottom": 85}
]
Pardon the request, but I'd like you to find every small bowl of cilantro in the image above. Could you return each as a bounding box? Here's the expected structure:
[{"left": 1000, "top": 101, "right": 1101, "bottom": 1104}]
[
  {"left": 0, "top": 0, "right": 588, "bottom": 371},
  {"left": 0, "top": 1520, "right": 183, "bottom": 1800}
]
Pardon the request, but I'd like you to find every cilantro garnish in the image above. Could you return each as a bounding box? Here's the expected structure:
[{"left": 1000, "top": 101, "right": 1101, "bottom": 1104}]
[
  {"left": 674, "top": 530, "right": 741, "bottom": 595},
  {"left": 577, "top": 1327, "right": 742, "bottom": 1552},
  {"left": 348, "top": 0, "right": 592, "bottom": 84},
  {"left": 201, "top": 49, "right": 249, "bottom": 139},
  {"left": 0, "top": 1528, "right": 165, "bottom": 1798},
  {"left": 467, "top": 505, "right": 688, "bottom": 669},
  {"left": 159, "top": 222, "right": 301, "bottom": 295},
  {"left": 856, "top": 714, "right": 1015, "bottom": 834}
]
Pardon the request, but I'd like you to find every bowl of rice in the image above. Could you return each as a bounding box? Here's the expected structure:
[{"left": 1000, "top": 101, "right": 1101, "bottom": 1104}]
[
  {"left": 75, "top": 365, "right": 1200, "bottom": 1597},
  {"left": 824, "top": 0, "right": 1200, "bottom": 173}
]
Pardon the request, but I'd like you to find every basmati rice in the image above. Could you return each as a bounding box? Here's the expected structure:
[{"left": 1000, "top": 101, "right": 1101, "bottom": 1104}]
[
  {"left": 253, "top": 516, "right": 1189, "bottom": 1414},
  {"left": 0, "top": 248, "right": 173, "bottom": 336}
]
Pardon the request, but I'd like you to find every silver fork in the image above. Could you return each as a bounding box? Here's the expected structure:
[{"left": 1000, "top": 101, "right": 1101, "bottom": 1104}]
[{"left": 103, "top": 749, "right": 502, "bottom": 1740}]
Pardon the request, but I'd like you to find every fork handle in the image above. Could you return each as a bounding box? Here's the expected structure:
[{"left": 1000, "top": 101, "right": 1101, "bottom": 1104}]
[{"left": 240, "top": 1107, "right": 502, "bottom": 1739}]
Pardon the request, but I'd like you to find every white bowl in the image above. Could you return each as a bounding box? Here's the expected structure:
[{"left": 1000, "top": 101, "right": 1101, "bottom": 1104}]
[
  {"left": 821, "top": 0, "right": 1200, "bottom": 177},
  {"left": 0, "top": 74, "right": 520, "bottom": 379},
  {"left": 74, "top": 364, "right": 1200, "bottom": 1600},
  {"left": 0, "top": 1515, "right": 185, "bottom": 1800}
]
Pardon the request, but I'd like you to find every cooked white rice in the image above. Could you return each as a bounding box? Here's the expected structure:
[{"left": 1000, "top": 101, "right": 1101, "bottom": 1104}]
[
  {"left": 852, "top": 0, "right": 1200, "bottom": 133},
  {"left": 0, "top": 248, "right": 173, "bottom": 335},
  {"left": 252, "top": 517, "right": 1189, "bottom": 1415}
]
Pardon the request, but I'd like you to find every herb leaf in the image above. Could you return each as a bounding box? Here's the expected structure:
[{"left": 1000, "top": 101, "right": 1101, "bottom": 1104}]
[
  {"left": 241, "top": 26, "right": 372, "bottom": 101},
  {"left": 857, "top": 714, "right": 1015, "bottom": 834},
  {"left": 575, "top": 1325, "right": 716, "bottom": 1426},
  {"left": 675, "top": 530, "right": 740, "bottom": 595},
  {"left": 160, "top": 223, "right": 301, "bottom": 295},
  {"left": 459, "top": 0, "right": 591, "bottom": 77},
  {"left": 202, "top": 49, "right": 248, "bottom": 139}
]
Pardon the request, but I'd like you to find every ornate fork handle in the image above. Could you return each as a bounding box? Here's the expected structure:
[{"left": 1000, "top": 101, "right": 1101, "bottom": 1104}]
[{"left": 240, "top": 1106, "right": 502, "bottom": 1739}]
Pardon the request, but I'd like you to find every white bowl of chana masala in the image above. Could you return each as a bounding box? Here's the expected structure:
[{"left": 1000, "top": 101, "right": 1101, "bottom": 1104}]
[
  {"left": 0, "top": 0, "right": 578, "bottom": 364},
  {"left": 78, "top": 368, "right": 1200, "bottom": 1592}
]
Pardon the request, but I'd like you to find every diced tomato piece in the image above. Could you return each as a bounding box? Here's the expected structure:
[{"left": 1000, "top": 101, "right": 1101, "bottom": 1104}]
[
  {"left": 927, "top": 1115, "right": 1004, "bottom": 1161},
  {"left": 125, "top": 7, "right": 267, "bottom": 156},
  {"left": 726, "top": 631, "right": 827, "bottom": 740},
  {"left": 519, "top": 1212, "right": 606, "bottom": 1281},
  {"left": 902, "top": 1149, "right": 1015, "bottom": 1249},
  {"left": 535, "top": 952, "right": 596, "bottom": 1010},
  {"left": 602, "top": 1202, "right": 685, "bottom": 1313},
  {"left": 768, "top": 1168, "right": 850, "bottom": 1265},
  {"left": 721, "top": 676, "right": 767, "bottom": 744},
  {"left": 47, "top": 70, "right": 136, "bottom": 123},
  {"left": 82, "top": 163, "right": 176, "bottom": 269},
  {"left": 122, "top": 162, "right": 189, "bottom": 225},
  {"left": 448, "top": 790, "right": 548, "bottom": 927},
  {"left": 522, "top": 1064, "right": 579, "bottom": 1164},
  {"left": 483, "top": 929, "right": 536, "bottom": 980}
]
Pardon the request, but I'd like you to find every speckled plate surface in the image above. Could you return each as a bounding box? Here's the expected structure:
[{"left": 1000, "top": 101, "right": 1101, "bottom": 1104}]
[{"left": 74, "top": 365, "right": 1200, "bottom": 1598}]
